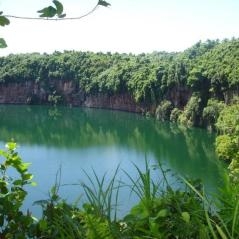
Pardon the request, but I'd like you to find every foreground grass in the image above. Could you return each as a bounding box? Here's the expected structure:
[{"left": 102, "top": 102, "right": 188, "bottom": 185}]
[{"left": 0, "top": 142, "right": 239, "bottom": 238}]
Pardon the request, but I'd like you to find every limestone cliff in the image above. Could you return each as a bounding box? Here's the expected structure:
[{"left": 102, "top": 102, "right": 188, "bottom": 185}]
[{"left": 0, "top": 80, "right": 146, "bottom": 113}]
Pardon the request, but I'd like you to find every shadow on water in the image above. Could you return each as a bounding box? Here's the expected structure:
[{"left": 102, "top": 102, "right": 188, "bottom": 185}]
[{"left": 0, "top": 105, "right": 226, "bottom": 216}]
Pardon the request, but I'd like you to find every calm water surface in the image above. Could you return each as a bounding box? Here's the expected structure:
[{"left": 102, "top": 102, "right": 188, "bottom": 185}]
[{"left": 0, "top": 105, "right": 225, "bottom": 217}]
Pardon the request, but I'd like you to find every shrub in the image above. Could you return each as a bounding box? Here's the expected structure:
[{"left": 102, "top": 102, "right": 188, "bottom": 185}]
[
  {"left": 202, "top": 99, "right": 225, "bottom": 130},
  {"left": 178, "top": 94, "right": 203, "bottom": 127},
  {"left": 0, "top": 142, "right": 35, "bottom": 238},
  {"left": 170, "top": 107, "right": 183, "bottom": 122},
  {"left": 216, "top": 103, "right": 239, "bottom": 135},
  {"left": 123, "top": 163, "right": 210, "bottom": 239},
  {"left": 155, "top": 100, "right": 173, "bottom": 121},
  {"left": 215, "top": 103, "right": 239, "bottom": 182},
  {"left": 215, "top": 135, "right": 238, "bottom": 162}
]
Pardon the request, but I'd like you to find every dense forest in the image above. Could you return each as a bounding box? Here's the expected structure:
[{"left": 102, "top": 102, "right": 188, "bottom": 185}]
[
  {"left": 0, "top": 38, "right": 239, "bottom": 238},
  {"left": 0, "top": 38, "right": 238, "bottom": 125}
]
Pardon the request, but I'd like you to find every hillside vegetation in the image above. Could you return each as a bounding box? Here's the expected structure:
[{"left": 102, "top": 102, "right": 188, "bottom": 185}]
[{"left": 0, "top": 38, "right": 238, "bottom": 124}]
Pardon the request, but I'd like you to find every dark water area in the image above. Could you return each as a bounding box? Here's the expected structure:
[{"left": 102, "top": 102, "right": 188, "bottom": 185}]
[{"left": 0, "top": 105, "right": 225, "bottom": 217}]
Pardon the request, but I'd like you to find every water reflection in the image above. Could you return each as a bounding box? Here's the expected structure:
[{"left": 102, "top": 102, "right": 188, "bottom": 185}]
[
  {"left": 0, "top": 105, "right": 224, "bottom": 184},
  {"left": 0, "top": 105, "right": 225, "bottom": 216}
]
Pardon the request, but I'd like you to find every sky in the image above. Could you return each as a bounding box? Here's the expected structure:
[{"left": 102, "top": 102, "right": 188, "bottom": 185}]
[{"left": 0, "top": 0, "right": 239, "bottom": 56}]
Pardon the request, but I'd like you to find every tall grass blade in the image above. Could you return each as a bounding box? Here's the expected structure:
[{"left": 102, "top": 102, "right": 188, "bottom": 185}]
[
  {"left": 232, "top": 199, "right": 239, "bottom": 237},
  {"left": 82, "top": 165, "right": 120, "bottom": 220},
  {"left": 183, "top": 178, "right": 234, "bottom": 239},
  {"left": 216, "top": 224, "right": 228, "bottom": 239},
  {"left": 205, "top": 210, "right": 218, "bottom": 239},
  {"left": 124, "top": 160, "right": 160, "bottom": 203},
  {"left": 123, "top": 169, "right": 144, "bottom": 199},
  {"left": 183, "top": 178, "right": 204, "bottom": 200}
]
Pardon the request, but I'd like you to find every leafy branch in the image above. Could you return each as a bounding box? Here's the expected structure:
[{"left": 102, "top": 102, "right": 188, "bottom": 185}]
[{"left": 0, "top": 0, "right": 111, "bottom": 48}]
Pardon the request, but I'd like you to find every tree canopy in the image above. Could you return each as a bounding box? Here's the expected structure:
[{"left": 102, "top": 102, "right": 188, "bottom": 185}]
[{"left": 0, "top": 38, "right": 239, "bottom": 126}]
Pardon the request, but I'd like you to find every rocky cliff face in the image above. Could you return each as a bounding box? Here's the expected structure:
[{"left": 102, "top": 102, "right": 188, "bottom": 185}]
[
  {"left": 83, "top": 94, "right": 145, "bottom": 112},
  {"left": 0, "top": 81, "right": 145, "bottom": 113},
  {"left": 0, "top": 80, "right": 193, "bottom": 113},
  {"left": 0, "top": 82, "right": 40, "bottom": 104},
  {"left": 166, "top": 85, "right": 192, "bottom": 109}
]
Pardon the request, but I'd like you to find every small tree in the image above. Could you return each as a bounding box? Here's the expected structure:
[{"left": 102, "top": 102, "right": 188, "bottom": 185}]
[
  {"left": 0, "top": 142, "right": 35, "bottom": 238},
  {"left": 155, "top": 100, "right": 173, "bottom": 121}
]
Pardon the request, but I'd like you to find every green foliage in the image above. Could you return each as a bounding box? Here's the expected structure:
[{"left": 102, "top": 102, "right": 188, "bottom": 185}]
[
  {"left": 124, "top": 161, "right": 160, "bottom": 212},
  {"left": 48, "top": 90, "right": 62, "bottom": 106},
  {"left": 203, "top": 99, "right": 225, "bottom": 130},
  {"left": 35, "top": 196, "right": 85, "bottom": 238},
  {"left": 32, "top": 167, "right": 84, "bottom": 238},
  {"left": 80, "top": 209, "right": 121, "bottom": 239},
  {"left": 53, "top": 0, "right": 65, "bottom": 18},
  {"left": 228, "top": 157, "right": 239, "bottom": 183},
  {"left": 0, "top": 38, "right": 7, "bottom": 48},
  {"left": 156, "top": 57, "right": 189, "bottom": 98},
  {"left": 0, "top": 51, "right": 164, "bottom": 104},
  {"left": 155, "top": 100, "right": 173, "bottom": 121},
  {"left": 38, "top": 0, "right": 66, "bottom": 18},
  {"left": 216, "top": 135, "right": 238, "bottom": 162},
  {"left": 0, "top": 11, "right": 9, "bottom": 48},
  {"left": 170, "top": 107, "right": 182, "bottom": 122},
  {"left": 178, "top": 94, "right": 203, "bottom": 127},
  {"left": 124, "top": 164, "right": 210, "bottom": 238},
  {"left": 0, "top": 0, "right": 111, "bottom": 47},
  {"left": 0, "top": 14, "right": 10, "bottom": 27},
  {"left": 98, "top": 0, "right": 111, "bottom": 7},
  {"left": 34, "top": 166, "right": 123, "bottom": 239},
  {"left": 185, "top": 176, "right": 239, "bottom": 239},
  {"left": 216, "top": 103, "right": 239, "bottom": 135},
  {"left": 188, "top": 39, "right": 239, "bottom": 99},
  {"left": 0, "top": 39, "right": 237, "bottom": 129},
  {"left": 0, "top": 142, "right": 35, "bottom": 238},
  {"left": 215, "top": 103, "right": 239, "bottom": 182},
  {"left": 81, "top": 166, "right": 121, "bottom": 221}
]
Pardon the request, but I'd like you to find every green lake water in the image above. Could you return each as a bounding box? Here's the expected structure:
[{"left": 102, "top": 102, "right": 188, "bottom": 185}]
[{"left": 0, "top": 105, "right": 225, "bottom": 217}]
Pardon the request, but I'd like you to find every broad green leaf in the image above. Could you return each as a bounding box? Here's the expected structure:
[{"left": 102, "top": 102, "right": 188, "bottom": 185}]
[
  {"left": 149, "top": 219, "right": 159, "bottom": 235},
  {"left": 13, "top": 179, "right": 23, "bottom": 186},
  {"left": 39, "top": 219, "right": 48, "bottom": 231},
  {"left": 98, "top": 0, "right": 111, "bottom": 7},
  {"left": 5, "top": 142, "right": 17, "bottom": 151},
  {"left": 181, "top": 211, "right": 190, "bottom": 223},
  {"left": 38, "top": 6, "right": 57, "bottom": 18},
  {"left": 22, "top": 173, "right": 33, "bottom": 181},
  {"left": 53, "top": 0, "right": 64, "bottom": 16},
  {"left": 18, "top": 162, "right": 31, "bottom": 172},
  {"left": 157, "top": 209, "right": 168, "bottom": 218},
  {"left": 0, "top": 16, "right": 10, "bottom": 26}
]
